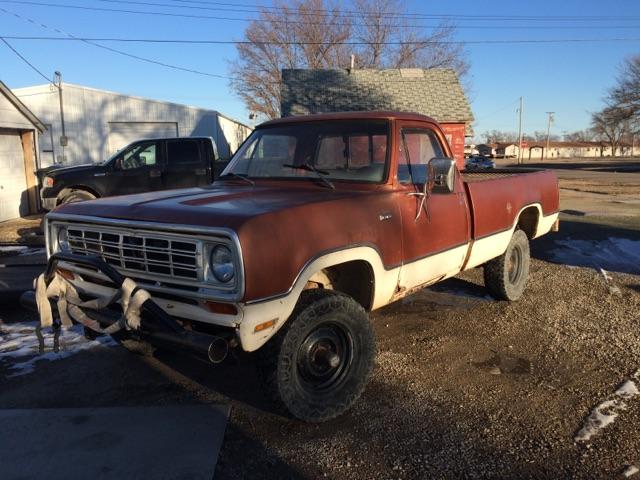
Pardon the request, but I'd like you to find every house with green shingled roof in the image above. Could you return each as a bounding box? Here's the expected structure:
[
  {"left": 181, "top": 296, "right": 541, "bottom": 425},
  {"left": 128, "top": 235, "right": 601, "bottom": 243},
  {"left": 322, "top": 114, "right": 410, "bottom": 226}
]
[{"left": 280, "top": 68, "right": 474, "bottom": 165}]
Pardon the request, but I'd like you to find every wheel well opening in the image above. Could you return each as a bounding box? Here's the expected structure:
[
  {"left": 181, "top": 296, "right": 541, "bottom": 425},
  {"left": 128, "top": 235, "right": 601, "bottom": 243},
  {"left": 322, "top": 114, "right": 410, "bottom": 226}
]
[
  {"left": 58, "top": 186, "right": 99, "bottom": 204},
  {"left": 306, "top": 260, "right": 375, "bottom": 310},
  {"left": 517, "top": 207, "right": 539, "bottom": 239}
]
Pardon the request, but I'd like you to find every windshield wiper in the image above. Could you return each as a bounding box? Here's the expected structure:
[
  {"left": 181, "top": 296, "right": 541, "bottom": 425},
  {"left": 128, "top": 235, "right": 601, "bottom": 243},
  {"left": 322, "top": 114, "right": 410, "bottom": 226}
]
[
  {"left": 220, "top": 172, "right": 255, "bottom": 186},
  {"left": 283, "top": 163, "right": 335, "bottom": 190}
]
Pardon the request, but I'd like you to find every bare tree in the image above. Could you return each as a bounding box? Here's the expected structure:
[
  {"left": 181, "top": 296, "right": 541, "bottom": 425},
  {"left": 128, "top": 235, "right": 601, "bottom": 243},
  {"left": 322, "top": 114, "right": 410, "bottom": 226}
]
[
  {"left": 591, "top": 106, "right": 635, "bottom": 155},
  {"left": 230, "top": 0, "right": 469, "bottom": 119},
  {"left": 610, "top": 55, "right": 640, "bottom": 116},
  {"left": 229, "top": 0, "right": 350, "bottom": 119},
  {"left": 351, "top": 0, "right": 468, "bottom": 75},
  {"left": 563, "top": 130, "right": 595, "bottom": 142},
  {"left": 483, "top": 130, "right": 518, "bottom": 143}
]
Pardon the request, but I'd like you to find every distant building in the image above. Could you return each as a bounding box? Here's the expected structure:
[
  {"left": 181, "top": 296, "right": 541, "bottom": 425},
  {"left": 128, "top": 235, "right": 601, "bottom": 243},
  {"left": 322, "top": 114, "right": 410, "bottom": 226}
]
[
  {"left": 280, "top": 68, "right": 474, "bottom": 168},
  {"left": 14, "top": 82, "right": 252, "bottom": 167},
  {"left": 477, "top": 141, "right": 639, "bottom": 159},
  {"left": 0, "top": 81, "right": 45, "bottom": 221}
]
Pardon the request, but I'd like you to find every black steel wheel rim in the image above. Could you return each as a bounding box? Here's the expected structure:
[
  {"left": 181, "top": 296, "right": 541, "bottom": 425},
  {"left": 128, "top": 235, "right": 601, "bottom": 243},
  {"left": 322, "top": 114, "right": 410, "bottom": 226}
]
[
  {"left": 296, "top": 322, "right": 353, "bottom": 392},
  {"left": 508, "top": 245, "right": 522, "bottom": 284}
]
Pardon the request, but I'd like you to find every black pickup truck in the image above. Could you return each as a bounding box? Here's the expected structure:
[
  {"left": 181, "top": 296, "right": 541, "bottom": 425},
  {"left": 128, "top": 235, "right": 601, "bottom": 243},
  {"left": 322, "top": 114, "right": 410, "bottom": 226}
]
[{"left": 40, "top": 137, "right": 227, "bottom": 209}]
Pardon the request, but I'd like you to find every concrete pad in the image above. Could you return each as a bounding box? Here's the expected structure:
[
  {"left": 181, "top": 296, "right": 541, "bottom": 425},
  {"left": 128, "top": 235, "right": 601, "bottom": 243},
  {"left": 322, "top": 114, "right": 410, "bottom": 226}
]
[{"left": 0, "top": 405, "right": 230, "bottom": 480}]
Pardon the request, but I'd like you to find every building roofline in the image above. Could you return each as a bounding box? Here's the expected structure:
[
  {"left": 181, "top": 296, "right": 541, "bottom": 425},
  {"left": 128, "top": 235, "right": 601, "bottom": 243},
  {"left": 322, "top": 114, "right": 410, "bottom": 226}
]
[
  {"left": 0, "top": 80, "right": 46, "bottom": 132},
  {"left": 12, "top": 82, "right": 251, "bottom": 129}
]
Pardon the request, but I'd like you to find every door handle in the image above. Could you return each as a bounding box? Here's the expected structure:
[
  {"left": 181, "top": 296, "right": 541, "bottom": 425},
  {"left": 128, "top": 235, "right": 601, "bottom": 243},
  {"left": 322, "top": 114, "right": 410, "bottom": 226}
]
[
  {"left": 194, "top": 168, "right": 206, "bottom": 176},
  {"left": 149, "top": 170, "right": 162, "bottom": 178},
  {"left": 406, "top": 192, "right": 425, "bottom": 197}
]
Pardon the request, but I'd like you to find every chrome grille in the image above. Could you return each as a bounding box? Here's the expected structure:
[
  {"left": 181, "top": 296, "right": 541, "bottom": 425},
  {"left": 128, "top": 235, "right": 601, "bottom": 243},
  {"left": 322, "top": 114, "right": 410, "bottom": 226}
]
[{"left": 66, "top": 226, "right": 201, "bottom": 280}]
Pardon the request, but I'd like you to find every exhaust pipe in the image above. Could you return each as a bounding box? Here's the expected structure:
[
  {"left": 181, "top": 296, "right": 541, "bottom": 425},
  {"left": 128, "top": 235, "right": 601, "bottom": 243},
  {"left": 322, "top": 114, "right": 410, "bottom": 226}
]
[
  {"left": 207, "top": 336, "right": 229, "bottom": 364},
  {"left": 145, "top": 330, "right": 230, "bottom": 364}
]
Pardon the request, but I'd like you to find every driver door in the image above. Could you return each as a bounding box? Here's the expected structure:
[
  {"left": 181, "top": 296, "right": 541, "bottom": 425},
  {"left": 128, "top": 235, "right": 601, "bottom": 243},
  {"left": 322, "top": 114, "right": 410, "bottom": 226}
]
[
  {"left": 109, "top": 140, "right": 164, "bottom": 196},
  {"left": 396, "top": 123, "right": 471, "bottom": 290}
]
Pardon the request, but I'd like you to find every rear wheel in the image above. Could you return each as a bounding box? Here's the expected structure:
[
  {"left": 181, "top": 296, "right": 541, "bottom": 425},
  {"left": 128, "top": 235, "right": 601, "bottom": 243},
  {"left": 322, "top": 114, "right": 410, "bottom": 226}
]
[
  {"left": 258, "top": 289, "right": 376, "bottom": 422},
  {"left": 483, "top": 229, "right": 530, "bottom": 301},
  {"left": 59, "top": 189, "right": 96, "bottom": 205}
]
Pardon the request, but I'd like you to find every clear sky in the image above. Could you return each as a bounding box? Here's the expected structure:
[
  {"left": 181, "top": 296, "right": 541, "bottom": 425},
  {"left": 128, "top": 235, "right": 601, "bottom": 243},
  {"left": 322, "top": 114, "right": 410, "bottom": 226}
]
[{"left": 1, "top": 0, "right": 639, "bottom": 141}]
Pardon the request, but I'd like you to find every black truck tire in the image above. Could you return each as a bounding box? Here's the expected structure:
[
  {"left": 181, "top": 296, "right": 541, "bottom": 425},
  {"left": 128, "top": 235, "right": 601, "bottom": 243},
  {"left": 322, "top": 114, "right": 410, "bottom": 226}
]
[
  {"left": 483, "top": 229, "right": 530, "bottom": 301},
  {"left": 258, "top": 289, "right": 376, "bottom": 423},
  {"left": 59, "top": 189, "right": 96, "bottom": 205}
]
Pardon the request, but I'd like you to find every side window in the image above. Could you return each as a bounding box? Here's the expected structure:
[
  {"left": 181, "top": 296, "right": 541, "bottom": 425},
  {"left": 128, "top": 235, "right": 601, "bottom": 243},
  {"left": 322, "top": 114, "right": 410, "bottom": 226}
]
[
  {"left": 398, "top": 129, "right": 444, "bottom": 184},
  {"left": 167, "top": 140, "right": 201, "bottom": 165},
  {"left": 121, "top": 142, "right": 157, "bottom": 170}
]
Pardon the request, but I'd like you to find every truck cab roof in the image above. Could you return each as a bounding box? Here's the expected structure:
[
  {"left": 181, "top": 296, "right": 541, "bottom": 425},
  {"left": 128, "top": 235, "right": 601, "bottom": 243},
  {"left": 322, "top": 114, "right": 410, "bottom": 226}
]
[{"left": 260, "top": 111, "right": 438, "bottom": 127}]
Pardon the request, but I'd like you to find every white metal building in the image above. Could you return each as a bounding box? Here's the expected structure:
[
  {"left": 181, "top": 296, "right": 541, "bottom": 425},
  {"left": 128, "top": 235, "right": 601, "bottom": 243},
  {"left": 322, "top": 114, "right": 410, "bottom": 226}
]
[
  {"left": 0, "top": 81, "right": 45, "bottom": 221},
  {"left": 13, "top": 82, "right": 252, "bottom": 167}
]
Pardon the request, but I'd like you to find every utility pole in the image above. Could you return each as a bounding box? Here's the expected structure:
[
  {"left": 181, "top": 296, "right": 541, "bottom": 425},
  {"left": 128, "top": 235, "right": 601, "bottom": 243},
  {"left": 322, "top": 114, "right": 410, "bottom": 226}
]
[
  {"left": 544, "top": 111, "right": 555, "bottom": 161},
  {"left": 53, "top": 71, "right": 67, "bottom": 163},
  {"left": 517, "top": 97, "right": 524, "bottom": 164}
]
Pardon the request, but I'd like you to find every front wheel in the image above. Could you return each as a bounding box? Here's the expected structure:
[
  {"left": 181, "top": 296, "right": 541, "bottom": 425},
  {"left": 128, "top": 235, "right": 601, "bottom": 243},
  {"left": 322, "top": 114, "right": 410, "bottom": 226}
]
[
  {"left": 483, "top": 229, "right": 530, "bottom": 301},
  {"left": 258, "top": 289, "right": 376, "bottom": 422}
]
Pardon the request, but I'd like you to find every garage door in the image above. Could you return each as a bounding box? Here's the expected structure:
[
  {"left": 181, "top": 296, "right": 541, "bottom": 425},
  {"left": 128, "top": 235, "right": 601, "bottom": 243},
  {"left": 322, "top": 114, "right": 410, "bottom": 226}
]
[
  {"left": 0, "top": 130, "right": 27, "bottom": 222},
  {"left": 108, "top": 122, "right": 178, "bottom": 155}
]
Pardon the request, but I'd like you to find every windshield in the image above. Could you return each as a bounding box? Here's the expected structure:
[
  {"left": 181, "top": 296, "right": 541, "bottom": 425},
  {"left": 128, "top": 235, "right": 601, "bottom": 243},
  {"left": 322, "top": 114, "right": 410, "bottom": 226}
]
[{"left": 222, "top": 120, "right": 389, "bottom": 183}]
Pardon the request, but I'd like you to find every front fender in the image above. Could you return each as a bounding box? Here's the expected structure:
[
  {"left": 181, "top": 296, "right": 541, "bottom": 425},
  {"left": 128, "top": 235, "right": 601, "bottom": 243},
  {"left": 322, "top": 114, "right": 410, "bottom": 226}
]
[{"left": 237, "top": 245, "right": 399, "bottom": 352}]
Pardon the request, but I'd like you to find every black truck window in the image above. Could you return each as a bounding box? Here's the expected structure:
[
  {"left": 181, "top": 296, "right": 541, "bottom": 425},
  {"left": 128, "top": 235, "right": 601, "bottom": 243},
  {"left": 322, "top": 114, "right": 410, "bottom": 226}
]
[
  {"left": 167, "top": 140, "right": 201, "bottom": 165},
  {"left": 121, "top": 142, "right": 157, "bottom": 169}
]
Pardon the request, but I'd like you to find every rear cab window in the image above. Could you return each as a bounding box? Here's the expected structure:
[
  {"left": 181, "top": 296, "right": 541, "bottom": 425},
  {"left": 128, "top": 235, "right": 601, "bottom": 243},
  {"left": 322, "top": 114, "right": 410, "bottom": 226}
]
[{"left": 167, "top": 140, "right": 202, "bottom": 165}]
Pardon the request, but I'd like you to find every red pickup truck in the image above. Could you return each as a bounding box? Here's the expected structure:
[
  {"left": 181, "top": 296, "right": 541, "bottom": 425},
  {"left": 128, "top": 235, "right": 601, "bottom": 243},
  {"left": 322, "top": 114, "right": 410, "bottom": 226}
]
[{"left": 30, "top": 112, "right": 559, "bottom": 422}]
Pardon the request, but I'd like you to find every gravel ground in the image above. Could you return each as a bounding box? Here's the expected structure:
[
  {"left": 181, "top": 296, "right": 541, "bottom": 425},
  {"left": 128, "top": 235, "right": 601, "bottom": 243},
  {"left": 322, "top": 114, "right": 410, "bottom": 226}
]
[
  {"left": 215, "top": 259, "right": 640, "bottom": 479},
  {"left": 1, "top": 257, "right": 638, "bottom": 479},
  {"left": 1, "top": 159, "right": 639, "bottom": 479}
]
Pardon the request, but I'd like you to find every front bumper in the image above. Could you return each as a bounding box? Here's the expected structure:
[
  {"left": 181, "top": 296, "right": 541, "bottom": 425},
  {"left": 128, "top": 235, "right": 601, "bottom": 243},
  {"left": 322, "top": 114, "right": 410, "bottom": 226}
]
[{"left": 21, "top": 252, "right": 233, "bottom": 363}]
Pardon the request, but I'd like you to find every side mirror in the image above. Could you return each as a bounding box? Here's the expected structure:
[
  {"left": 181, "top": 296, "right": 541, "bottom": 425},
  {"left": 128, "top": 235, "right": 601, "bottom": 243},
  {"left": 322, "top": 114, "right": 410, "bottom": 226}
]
[
  {"left": 428, "top": 158, "right": 456, "bottom": 194},
  {"left": 114, "top": 157, "right": 123, "bottom": 170}
]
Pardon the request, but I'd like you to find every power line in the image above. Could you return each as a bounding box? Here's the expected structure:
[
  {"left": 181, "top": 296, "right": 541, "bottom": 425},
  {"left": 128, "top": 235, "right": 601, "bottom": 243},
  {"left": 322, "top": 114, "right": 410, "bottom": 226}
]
[
  {"left": 164, "top": 0, "right": 640, "bottom": 22},
  {"left": 474, "top": 98, "right": 520, "bottom": 122},
  {"left": 0, "top": 8, "right": 235, "bottom": 80},
  {"left": 2, "top": 35, "right": 639, "bottom": 45},
  {"left": 0, "top": 37, "right": 51, "bottom": 82},
  {"left": 101, "top": 0, "right": 640, "bottom": 24},
  {"left": 2, "top": 0, "right": 640, "bottom": 29}
]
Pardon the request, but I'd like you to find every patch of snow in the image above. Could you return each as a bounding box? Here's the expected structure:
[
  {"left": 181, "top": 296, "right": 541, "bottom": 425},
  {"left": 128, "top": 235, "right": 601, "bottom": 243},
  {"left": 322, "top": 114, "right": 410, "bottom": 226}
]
[
  {"left": 616, "top": 380, "right": 640, "bottom": 398},
  {"left": 17, "top": 247, "right": 46, "bottom": 256},
  {"left": 575, "top": 375, "right": 640, "bottom": 443},
  {"left": 624, "top": 466, "right": 640, "bottom": 478},
  {"left": 599, "top": 268, "right": 612, "bottom": 282},
  {"left": 0, "top": 321, "right": 116, "bottom": 377},
  {"left": 0, "top": 246, "right": 28, "bottom": 253},
  {"left": 551, "top": 237, "right": 640, "bottom": 275}
]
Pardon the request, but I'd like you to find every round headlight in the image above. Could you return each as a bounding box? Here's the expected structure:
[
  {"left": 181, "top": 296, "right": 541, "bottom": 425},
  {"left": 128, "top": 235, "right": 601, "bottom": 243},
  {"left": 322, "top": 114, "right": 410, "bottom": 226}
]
[
  {"left": 57, "top": 227, "right": 70, "bottom": 252},
  {"left": 210, "top": 245, "right": 235, "bottom": 283}
]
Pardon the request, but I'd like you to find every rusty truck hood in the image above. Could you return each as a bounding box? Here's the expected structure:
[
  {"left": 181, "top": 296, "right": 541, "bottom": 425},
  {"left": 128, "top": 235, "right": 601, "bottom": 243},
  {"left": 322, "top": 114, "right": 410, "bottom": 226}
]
[
  {"left": 51, "top": 181, "right": 401, "bottom": 302},
  {"left": 51, "top": 183, "right": 370, "bottom": 230}
]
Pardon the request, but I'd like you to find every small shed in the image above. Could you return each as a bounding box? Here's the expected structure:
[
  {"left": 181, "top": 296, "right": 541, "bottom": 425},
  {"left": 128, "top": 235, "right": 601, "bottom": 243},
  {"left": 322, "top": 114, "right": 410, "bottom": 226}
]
[
  {"left": 0, "top": 81, "right": 45, "bottom": 221},
  {"left": 13, "top": 82, "right": 252, "bottom": 167},
  {"left": 281, "top": 68, "right": 474, "bottom": 168}
]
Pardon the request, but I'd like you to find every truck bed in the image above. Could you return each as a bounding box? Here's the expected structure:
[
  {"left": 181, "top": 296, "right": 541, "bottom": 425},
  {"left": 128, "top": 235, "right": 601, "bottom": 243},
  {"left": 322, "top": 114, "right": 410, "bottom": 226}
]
[
  {"left": 462, "top": 168, "right": 559, "bottom": 240},
  {"left": 461, "top": 168, "right": 540, "bottom": 183}
]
